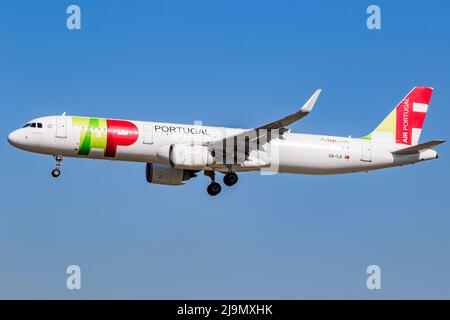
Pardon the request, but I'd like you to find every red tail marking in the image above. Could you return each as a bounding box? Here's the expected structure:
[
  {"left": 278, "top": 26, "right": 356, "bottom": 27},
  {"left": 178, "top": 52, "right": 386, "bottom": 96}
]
[{"left": 395, "top": 87, "right": 433, "bottom": 145}]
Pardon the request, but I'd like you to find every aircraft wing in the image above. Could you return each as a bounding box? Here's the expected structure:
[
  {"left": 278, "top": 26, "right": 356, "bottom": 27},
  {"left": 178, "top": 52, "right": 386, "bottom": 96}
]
[
  {"left": 210, "top": 89, "right": 321, "bottom": 145},
  {"left": 254, "top": 89, "right": 321, "bottom": 131},
  {"left": 207, "top": 89, "right": 321, "bottom": 165}
]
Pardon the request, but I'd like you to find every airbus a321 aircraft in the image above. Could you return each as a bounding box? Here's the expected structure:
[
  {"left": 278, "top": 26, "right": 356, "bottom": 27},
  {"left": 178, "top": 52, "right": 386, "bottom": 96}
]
[{"left": 8, "top": 87, "right": 444, "bottom": 196}]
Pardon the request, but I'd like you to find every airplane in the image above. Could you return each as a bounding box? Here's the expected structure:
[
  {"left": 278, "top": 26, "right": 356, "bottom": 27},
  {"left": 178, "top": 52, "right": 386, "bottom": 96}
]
[{"left": 7, "top": 86, "right": 444, "bottom": 196}]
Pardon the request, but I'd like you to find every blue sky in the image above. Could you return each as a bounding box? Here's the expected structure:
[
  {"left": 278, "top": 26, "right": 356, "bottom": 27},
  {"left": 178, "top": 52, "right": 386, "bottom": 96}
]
[{"left": 0, "top": 0, "right": 449, "bottom": 299}]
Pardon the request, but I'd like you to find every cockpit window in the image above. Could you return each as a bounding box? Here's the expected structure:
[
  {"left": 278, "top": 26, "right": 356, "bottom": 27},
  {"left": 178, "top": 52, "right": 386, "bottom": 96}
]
[{"left": 22, "top": 122, "right": 44, "bottom": 129}]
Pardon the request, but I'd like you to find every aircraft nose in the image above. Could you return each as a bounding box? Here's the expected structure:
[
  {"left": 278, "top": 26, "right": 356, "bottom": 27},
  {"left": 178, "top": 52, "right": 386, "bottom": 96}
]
[{"left": 7, "top": 130, "right": 21, "bottom": 147}]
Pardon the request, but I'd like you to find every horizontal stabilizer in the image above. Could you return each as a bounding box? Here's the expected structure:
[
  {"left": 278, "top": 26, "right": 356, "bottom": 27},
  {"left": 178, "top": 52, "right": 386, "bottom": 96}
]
[{"left": 392, "top": 140, "right": 445, "bottom": 155}]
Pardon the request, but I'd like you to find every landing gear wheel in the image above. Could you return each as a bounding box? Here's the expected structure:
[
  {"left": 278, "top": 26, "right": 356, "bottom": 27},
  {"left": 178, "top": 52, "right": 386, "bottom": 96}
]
[
  {"left": 207, "top": 182, "right": 222, "bottom": 196},
  {"left": 223, "top": 172, "right": 238, "bottom": 186},
  {"left": 51, "top": 168, "right": 61, "bottom": 178},
  {"left": 52, "top": 155, "right": 63, "bottom": 178}
]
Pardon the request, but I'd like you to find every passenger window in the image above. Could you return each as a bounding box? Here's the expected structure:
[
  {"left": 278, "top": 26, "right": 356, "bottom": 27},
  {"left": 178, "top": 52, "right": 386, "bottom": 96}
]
[
  {"left": 37, "top": 123, "right": 43, "bottom": 128},
  {"left": 30, "top": 123, "right": 36, "bottom": 128}
]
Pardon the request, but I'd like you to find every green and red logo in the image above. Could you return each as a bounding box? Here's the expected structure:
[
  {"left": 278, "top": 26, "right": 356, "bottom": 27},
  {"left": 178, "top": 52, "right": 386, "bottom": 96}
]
[{"left": 72, "top": 117, "right": 139, "bottom": 157}]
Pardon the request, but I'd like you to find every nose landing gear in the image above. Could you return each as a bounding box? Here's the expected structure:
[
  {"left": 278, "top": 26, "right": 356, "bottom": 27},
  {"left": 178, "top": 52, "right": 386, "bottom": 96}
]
[{"left": 51, "top": 155, "right": 63, "bottom": 178}]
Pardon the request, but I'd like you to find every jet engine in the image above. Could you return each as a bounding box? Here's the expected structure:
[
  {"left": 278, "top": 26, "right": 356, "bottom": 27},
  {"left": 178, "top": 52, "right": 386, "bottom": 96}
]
[
  {"left": 146, "top": 163, "right": 197, "bottom": 185},
  {"left": 157, "top": 144, "right": 214, "bottom": 169}
]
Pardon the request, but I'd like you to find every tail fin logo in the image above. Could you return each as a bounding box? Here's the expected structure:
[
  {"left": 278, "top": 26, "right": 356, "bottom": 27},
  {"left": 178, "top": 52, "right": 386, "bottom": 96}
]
[
  {"left": 364, "top": 87, "right": 433, "bottom": 146},
  {"left": 395, "top": 87, "right": 432, "bottom": 145}
]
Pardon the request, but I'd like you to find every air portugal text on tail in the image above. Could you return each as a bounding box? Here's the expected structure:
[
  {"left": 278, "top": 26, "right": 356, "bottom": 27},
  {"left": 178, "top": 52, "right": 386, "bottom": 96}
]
[
  {"left": 7, "top": 86, "right": 445, "bottom": 196},
  {"left": 363, "top": 86, "right": 433, "bottom": 146}
]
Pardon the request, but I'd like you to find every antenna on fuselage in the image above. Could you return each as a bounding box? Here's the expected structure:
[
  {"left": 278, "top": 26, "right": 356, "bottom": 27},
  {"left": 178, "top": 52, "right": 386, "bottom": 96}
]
[{"left": 62, "top": 112, "right": 66, "bottom": 116}]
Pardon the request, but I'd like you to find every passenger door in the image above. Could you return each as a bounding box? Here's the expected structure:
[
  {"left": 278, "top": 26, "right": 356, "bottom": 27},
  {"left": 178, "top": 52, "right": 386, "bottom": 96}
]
[
  {"left": 55, "top": 116, "right": 67, "bottom": 138},
  {"left": 361, "top": 140, "right": 372, "bottom": 162}
]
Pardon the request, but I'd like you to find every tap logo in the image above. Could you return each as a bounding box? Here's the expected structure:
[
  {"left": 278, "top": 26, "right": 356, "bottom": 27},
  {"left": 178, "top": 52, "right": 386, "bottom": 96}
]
[{"left": 72, "top": 117, "right": 139, "bottom": 157}]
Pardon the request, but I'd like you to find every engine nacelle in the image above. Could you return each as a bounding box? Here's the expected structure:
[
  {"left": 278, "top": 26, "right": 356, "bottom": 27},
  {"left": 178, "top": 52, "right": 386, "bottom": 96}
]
[
  {"left": 171, "top": 144, "right": 214, "bottom": 168},
  {"left": 157, "top": 144, "right": 214, "bottom": 169},
  {"left": 146, "top": 163, "right": 196, "bottom": 185}
]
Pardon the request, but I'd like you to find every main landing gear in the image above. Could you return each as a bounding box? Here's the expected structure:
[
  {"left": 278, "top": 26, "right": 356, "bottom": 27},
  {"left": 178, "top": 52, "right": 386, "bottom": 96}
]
[
  {"left": 205, "top": 170, "right": 221, "bottom": 196},
  {"left": 223, "top": 172, "right": 238, "bottom": 186},
  {"left": 51, "top": 155, "right": 63, "bottom": 178},
  {"left": 204, "top": 170, "right": 239, "bottom": 196},
  {"left": 207, "top": 181, "right": 221, "bottom": 196}
]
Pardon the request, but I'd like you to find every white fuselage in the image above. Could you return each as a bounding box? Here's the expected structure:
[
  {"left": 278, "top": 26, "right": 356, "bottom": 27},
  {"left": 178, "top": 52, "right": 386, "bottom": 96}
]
[{"left": 7, "top": 115, "right": 438, "bottom": 175}]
